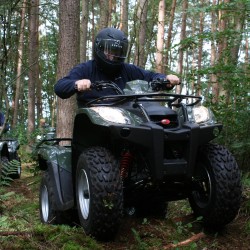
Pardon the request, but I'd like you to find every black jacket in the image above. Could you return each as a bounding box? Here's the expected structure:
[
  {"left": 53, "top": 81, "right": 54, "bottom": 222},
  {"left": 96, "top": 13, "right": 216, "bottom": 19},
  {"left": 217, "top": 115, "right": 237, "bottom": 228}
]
[{"left": 55, "top": 60, "right": 170, "bottom": 107}]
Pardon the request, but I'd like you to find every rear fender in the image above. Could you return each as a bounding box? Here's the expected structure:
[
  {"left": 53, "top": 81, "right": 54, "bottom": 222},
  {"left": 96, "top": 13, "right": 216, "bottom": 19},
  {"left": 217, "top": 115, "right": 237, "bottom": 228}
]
[
  {"left": 47, "top": 160, "right": 74, "bottom": 210},
  {"left": 38, "top": 145, "right": 74, "bottom": 210}
]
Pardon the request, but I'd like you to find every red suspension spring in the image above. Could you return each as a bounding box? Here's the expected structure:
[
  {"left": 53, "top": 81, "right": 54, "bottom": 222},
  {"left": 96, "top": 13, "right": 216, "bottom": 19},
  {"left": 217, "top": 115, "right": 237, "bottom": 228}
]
[{"left": 120, "top": 151, "right": 133, "bottom": 180}]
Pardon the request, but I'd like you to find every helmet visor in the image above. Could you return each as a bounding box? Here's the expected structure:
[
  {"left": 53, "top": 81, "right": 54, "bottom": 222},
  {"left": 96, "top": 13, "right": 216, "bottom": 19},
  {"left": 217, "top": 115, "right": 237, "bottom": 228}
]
[{"left": 98, "top": 39, "right": 128, "bottom": 62}]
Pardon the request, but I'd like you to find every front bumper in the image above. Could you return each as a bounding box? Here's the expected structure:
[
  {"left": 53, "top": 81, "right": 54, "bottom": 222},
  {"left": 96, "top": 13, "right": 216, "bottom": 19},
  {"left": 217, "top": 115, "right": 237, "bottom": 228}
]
[{"left": 109, "top": 122, "right": 223, "bottom": 180}]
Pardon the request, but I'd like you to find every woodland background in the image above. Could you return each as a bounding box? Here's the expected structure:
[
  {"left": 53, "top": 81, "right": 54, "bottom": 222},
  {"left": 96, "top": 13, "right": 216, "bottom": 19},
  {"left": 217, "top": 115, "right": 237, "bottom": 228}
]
[
  {"left": 0, "top": 0, "right": 249, "bottom": 249},
  {"left": 0, "top": 0, "right": 249, "bottom": 171}
]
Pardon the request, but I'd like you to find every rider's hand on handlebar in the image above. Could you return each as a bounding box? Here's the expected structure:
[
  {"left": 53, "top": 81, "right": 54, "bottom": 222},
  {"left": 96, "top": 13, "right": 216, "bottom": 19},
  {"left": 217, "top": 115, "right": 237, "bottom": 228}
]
[
  {"left": 166, "top": 75, "right": 180, "bottom": 87},
  {"left": 75, "top": 79, "right": 91, "bottom": 92}
]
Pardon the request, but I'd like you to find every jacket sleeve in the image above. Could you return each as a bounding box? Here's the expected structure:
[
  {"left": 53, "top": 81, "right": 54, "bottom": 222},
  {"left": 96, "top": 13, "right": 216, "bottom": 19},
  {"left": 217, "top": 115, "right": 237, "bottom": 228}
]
[{"left": 54, "top": 63, "right": 86, "bottom": 99}]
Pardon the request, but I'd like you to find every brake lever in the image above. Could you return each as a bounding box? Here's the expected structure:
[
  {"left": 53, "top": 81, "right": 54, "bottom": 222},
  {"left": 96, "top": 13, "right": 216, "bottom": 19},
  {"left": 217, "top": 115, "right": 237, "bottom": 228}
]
[
  {"left": 90, "top": 82, "right": 103, "bottom": 91},
  {"left": 151, "top": 78, "right": 181, "bottom": 91},
  {"left": 151, "top": 78, "right": 171, "bottom": 91}
]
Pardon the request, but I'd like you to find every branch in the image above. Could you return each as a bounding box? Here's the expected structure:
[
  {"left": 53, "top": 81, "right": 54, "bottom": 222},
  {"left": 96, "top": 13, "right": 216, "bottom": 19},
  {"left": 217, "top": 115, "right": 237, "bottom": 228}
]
[
  {"left": 163, "top": 232, "right": 205, "bottom": 249},
  {"left": 0, "top": 231, "right": 32, "bottom": 237}
]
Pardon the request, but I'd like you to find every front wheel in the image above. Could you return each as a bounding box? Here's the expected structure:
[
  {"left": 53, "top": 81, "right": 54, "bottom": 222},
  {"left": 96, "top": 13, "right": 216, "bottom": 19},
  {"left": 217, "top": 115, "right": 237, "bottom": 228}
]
[
  {"left": 189, "top": 144, "right": 242, "bottom": 228},
  {"left": 76, "top": 147, "right": 123, "bottom": 241}
]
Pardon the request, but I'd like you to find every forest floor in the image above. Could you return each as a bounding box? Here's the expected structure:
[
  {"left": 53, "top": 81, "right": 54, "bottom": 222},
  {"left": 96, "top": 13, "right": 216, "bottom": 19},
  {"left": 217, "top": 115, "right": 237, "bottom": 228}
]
[{"left": 0, "top": 164, "right": 249, "bottom": 250}]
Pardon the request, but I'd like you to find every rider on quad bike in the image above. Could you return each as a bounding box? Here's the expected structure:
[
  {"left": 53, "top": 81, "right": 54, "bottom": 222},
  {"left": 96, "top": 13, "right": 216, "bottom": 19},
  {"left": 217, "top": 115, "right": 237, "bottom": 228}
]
[
  {"left": 37, "top": 27, "right": 241, "bottom": 241},
  {"left": 54, "top": 27, "right": 180, "bottom": 106}
]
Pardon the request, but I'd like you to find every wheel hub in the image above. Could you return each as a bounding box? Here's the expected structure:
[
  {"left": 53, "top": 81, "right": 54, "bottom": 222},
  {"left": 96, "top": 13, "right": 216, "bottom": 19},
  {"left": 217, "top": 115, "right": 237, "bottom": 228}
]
[
  {"left": 78, "top": 169, "right": 90, "bottom": 219},
  {"left": 41, "top": 185, "right": 49, "bottom": 222}
]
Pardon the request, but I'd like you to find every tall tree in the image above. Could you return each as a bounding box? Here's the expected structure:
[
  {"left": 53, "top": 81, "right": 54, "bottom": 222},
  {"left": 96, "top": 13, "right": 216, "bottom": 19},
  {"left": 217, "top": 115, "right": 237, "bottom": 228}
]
[
  {"left": 176, "top": 0, "right": 188, "bottom": 94},
  {"left": 165, "top": 0, "right": 177, "bottom": 72},
  {"left": 196, "top": 0, "right": 204, "bottom": 96},
  {"left": 80, "top": 0, "right": 89, "bottom": 62},
  {"left": 13, "top": 0, "right": 27, "bottom": 128},
  {"left": 99, "top": 0, "right": 109, "bottom": 29},
  {"left": 156, "top": 0, "right": 165, "bottom": 73},
  {"left": 56, "top": 0, "right": 80, "bottom": 141},
  {"left": 119, "top": 0, "right": 128, "bottom": 35},
  {"left": 134, "top": 0, "right": 148, "bottom": 67},
  {"left": 214, "top": 0, "right": 229, "bottom": 103},
  {"left": 28, "top": 0, "right": 39, "bottom": 138},
  {"left": 209, "top": 0, "right": 218, "bottom": 99}
]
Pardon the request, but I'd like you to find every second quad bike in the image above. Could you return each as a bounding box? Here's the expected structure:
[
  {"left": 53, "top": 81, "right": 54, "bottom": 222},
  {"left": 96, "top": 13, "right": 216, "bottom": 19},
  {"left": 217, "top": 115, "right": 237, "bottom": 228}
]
[
  {"left": 36, "top": 79, "right": 242, "bottom": 240},
  {"left": 0, "top": 127, "right": 21, "bottom": 180}
]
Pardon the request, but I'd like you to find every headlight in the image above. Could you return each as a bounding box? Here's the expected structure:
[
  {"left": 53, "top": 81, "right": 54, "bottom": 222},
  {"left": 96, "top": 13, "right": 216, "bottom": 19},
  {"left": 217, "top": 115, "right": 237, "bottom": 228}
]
[
  {"left": 192, "top": 106, "right": 216, "bottom": 124},
  {"left": 90, "top": 107, "right": 131, "bottom": 124},
  {"left": 36, "top": 135, "right": 42, "bottom": 141}
]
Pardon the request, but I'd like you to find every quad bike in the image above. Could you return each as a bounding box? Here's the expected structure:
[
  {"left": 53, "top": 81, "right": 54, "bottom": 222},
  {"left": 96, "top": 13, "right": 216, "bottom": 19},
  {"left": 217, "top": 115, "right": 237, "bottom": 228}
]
[
  {"left": 36, "top": 79, "right": 242, "bottom": 241},
  {"left": 0, "top": 126, "right": 21, "bottom": 179}
]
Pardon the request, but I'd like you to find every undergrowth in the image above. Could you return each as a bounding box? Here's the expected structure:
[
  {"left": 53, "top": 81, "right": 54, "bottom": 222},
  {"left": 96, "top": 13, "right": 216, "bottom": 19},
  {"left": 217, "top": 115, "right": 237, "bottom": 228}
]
[
  {"left": 0, "top": 166, "right": 249, "bottom": 249},
  {"left": 0, "top": 159, "right": 20, "bottom": 186}
]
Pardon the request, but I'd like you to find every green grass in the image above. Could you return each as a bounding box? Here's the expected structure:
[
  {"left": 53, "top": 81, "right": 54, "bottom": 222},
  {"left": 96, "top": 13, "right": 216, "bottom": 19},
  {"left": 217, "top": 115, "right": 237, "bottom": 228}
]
[{"left": 0, "top": 165, "right": 249, "bottom": 250}]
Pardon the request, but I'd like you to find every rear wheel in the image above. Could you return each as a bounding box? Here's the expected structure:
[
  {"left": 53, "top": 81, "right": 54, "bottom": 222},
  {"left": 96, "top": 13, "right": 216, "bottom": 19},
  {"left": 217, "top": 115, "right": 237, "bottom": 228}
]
[
  {"left": 76, "top": 146, "right": 123, "bottom": 241},
  {"left": 39, "top": 171, "right": 64, "bottom": 224},
  {"left": 189, "top": 144, "right": 242, "bottom": 228}
]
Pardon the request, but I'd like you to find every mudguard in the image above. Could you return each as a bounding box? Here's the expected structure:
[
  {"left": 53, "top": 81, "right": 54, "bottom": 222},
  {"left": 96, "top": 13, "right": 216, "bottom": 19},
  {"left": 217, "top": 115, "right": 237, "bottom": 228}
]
[{"left": 37, "top": 144, "right": 74, "bottom": 210}]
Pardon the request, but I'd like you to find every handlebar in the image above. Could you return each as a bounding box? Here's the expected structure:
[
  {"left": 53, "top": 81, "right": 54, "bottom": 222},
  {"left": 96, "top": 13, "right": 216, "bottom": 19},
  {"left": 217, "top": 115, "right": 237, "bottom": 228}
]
[
  {"left": 84, "top": 79, "right": 200, "bottom": 108},
  {"left": 91, "top": 81, "right": 124, "bottom": 94},
  {"left": 90, "top": 78, "right": 177, "bottom": 93},
  {"left": 150, "top": 78, "right": 181, "bottom": 91},
  {"left": 150, "top": 79, "right": 171, "bottom": 91}
]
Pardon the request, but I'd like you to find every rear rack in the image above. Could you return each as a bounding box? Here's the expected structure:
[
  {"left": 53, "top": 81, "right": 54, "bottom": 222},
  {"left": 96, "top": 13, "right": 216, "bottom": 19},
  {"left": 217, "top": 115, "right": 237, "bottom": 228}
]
[{"left": 36, "top": 138, "right": 72, "bottom": 148}]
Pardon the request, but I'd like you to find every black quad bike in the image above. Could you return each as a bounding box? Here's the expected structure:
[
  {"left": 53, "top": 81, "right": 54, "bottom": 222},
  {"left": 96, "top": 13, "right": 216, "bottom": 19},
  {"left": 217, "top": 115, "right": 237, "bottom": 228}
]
[
  {"left": 0, "top": 127, "right": 21, "bottom": 179},
  {"left": 36, "top": 79, "right": 242, "bottom": 241}
]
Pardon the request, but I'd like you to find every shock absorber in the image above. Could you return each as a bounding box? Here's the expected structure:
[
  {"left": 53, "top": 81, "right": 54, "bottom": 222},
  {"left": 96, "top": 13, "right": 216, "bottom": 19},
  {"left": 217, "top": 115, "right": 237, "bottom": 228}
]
[{"left": 120, "top": 150, "right": 133, "bottom": 180}]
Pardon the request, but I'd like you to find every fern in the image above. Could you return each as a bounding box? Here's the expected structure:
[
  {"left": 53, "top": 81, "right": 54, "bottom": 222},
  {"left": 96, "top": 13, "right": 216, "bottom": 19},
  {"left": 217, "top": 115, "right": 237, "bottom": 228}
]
[{"left": 0, "top": 159, "right": 20, "bottom": 186}]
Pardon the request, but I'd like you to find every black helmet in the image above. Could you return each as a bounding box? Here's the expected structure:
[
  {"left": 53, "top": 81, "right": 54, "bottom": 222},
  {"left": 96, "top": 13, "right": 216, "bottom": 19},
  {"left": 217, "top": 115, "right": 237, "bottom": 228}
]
[{"left": 94, "top": 27, "right": 128, "bottom": 73}]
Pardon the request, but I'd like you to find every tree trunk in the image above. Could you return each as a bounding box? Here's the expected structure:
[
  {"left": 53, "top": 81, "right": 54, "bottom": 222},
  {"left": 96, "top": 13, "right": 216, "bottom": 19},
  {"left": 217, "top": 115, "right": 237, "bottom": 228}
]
[
  {"left": 197, "top": 0, "right": 204, "bottom": 96},
  {"left": 80, "top": 0, "right": 89, "bottom": 62},
  {"left": 91, "top": 1, "right": 95, "bottom": 53},
  {"left": 28, "top": 0, "right": 39, "bottom": 139},
  {"left": 108, "top": 0, "right": 116, "bottom": 27},
  {"left": 156, "top": 0, "right": 165, "bottom": 73},
  {"left": 13, "top": 0, "right": 26, "bottom": 128},
  {"left": 190, "top": 15, "right": 196, "bottom": 95},
  {"left": 245, "top": 33, "right": 249, "bottom": 70},
  {"left": 99, "top": 0, "right": 109, "bottom": 29},
  {"left": 56, "top": 0, "right": 80, "bottom": 141},
  {"left": 209, "top": 0, "right": 217, "bottom": 99},
  {"left": 176, "top": 0, "right": 188, "bottom": 94},
  {"left": 214, "top": 0, "right": 229, "bottom": 103},
  {"left": 119, "top": 0, "right": 128, "bottom": 35},
  {"left": 229, "top": 1, "right": 246, "bottom": 65},
  {"left": 135, "top": 0, "right": 148, "bottom": 67},
  {"left": 165, "top": 0, "right": 177, "bottom": 72}
]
